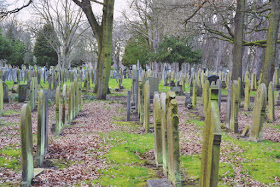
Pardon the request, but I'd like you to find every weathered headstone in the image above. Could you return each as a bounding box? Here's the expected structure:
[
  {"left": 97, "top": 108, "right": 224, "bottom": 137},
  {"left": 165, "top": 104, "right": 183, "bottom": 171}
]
[
  {"left": 127, "top": 91, "right": 131, "bottom": 121},
  {"left": 19, "top": 84, "right": 27, "bottom": 102},
  {"left": 167, "top": 97, "right": 181, "bottom": 186},
  {"left": 55, "top": 86, "right": 61, "bottom": 136},
  {"left": 244, "top": 74, "right": 250, "bottom": 111},
  {"left": 250, "top": 83, "right": 267, "bottom": 142},
  {"left": 144, "top": 81, "right": 150, "bottom": 133},
  {"left": 20, "top": 104, "right": 34, "bottom": 187},
  {"left": 203, "top": 80, "right": 210, "bottom": 115},
  {"left": 160, "top": 93, "right": 168, "bottom": 176},
  {"left": 199, "top": 88, "right": 222, "bottom": 187},
  {"left": 268, "top": 82, "right": 275, "bottom": 121},
  {"left": 153, "top": 92, "right": 162, "bottom": 167},
  {"left": 62, "top": 84, "right": 67, "bottom": 125},
  {"left": 36, "top": 90, "right": 46, "bottom": 167},
  {"left": 0, "top": 80, "right": 3, "bottom": 115},
  {"left": 3, "top": 82, "right": 9, "bottom": 103},
  {"left": 192, "top": 79, "right": 197, "bottom": 109},
  {"left": 230, "top": 80, "right": 239, "bottom": 133},
  {"left": 217, "top": 79, "right": 222, "bottom": 112}
]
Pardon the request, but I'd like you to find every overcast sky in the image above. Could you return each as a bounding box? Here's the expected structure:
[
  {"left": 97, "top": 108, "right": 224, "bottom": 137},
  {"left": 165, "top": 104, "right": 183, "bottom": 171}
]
[{"left": 6, "top": 0, "right": 130, "bottom": 21}]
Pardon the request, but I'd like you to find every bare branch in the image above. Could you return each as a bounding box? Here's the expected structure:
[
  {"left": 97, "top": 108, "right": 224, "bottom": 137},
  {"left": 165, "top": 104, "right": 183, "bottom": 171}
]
[{"left": 0, "top": 0, "right": 33, "bottom": 19}]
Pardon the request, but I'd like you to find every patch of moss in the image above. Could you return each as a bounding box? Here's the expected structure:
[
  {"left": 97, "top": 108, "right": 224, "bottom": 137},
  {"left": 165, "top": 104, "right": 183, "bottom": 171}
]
[
  {"left": 107, "top": 147, "right": 145, "bottom": 165},
  {"left": 93, "top": 165, "right": 154, "bottom": 186},
  {"left": 180, "top": 154, "right": 201, "bottom": 179},
  {"left": 186, "top": 119, "right": 204, "bottom": 127},
  {"left": 51, "top": 159, "right": 77, "bottom": 170},
  {"left": 0, "top": 147, "right": 21, "bottom": 171},
  {"left": 3, "top": 110, "right": 20, "bottom": 116}
]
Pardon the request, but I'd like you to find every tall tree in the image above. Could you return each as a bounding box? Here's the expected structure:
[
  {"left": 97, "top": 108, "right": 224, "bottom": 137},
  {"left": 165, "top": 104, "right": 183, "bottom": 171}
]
[
  {"left": 72, "top": 0, "right": 115, "bottom": 100},
  {"left": 232, "top": 0, "right": 245, "bottom": 80},
  {"left": 33, "top": 24, "right": 58, "bottom": 68},
  {"left": 261, "top": 0, "right": 280, "bottom": 86}
]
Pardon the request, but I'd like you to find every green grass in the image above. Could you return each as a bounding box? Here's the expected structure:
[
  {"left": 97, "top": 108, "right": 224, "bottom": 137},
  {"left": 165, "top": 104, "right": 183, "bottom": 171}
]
[
  {"left": 222, "top": 135, "right": 280, "bottom": 184},
  {"left": 3, "top": 110, "right": 20, "bottom": 116},
  {"left": 92, "top": 131, "right": 155, "bottom": 186},
  {"left": 0, "top": 147, "right": 21, "bottom": 171}
]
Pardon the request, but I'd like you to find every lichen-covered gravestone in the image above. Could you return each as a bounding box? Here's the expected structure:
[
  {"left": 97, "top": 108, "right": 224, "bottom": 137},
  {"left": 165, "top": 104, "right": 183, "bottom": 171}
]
[
  {"left": 55, "top": 86, "right": 62, "bottom": 136},
  {"left": 0, "top": 80, "right": 3, "bottom": 116},
  {"left": 250, "top": 83, "right": 267, "bottom": 142},
  {"left": 199, "top": 88, "right": 222, "bottom": 187},
  {"left": 20, "top": 104, "right": 34, "bottom": 187},
  {"left": 230, "top": 80, "right": 239, "bottom": 133},
  {"left": 167, "top": 96, "right": 181, "bottom": 186},
  {"left": 153, "top": 92, "right": 163, "bottom": 167},
  {"left": 36, "top": 90, "right": 46, "bottom": 167},
  {"left": 68, "top": 83, "right": 73, "bottom": 123},
  {"left": 268, "top": 82, "right": 275, "bottom": 121},
  {"left": 62, "top": 84, "right": 67, "bottom": 125},
  {"left": 144, "top": 80, "right": 150, "bottom": 133},
  {"left": 203, "top": 80, "right": 210, "bottom": 115},
  {"left": 160, "top": 92, "right": 168, "bottom": 176},
  {"left": 244, "top": 73, "right": 250, "bottom": 111},
  {"left": 192, "top": 79, "right": 197, "bottom": 109}
]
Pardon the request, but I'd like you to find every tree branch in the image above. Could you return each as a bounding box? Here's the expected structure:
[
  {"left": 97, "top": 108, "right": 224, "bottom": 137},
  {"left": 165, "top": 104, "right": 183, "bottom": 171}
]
[
  {"left": 0, "top": 0, "right": 33, "bottom": 18},
  {"left": 184, "top": 1, "right": 208, "bottom": 25},
  {"left": 89, "top": 0, "right": 105, "bottom": 6}
]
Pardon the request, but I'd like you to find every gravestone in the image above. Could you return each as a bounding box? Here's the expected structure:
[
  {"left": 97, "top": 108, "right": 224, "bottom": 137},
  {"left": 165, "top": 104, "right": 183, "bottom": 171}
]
[
  {"left": 55, "top": 86, "right": 61, "bottom": 137},
  {"left": 0, "top": 80, "right": 3, "bottom": 116},
  {"left": 36, "top": 90, "right": 46, "bottom": 167},
  {"left": 192, "top": 79, "right": 197, "bottom": 109},
  {"left": 144, "top": 81, "right": 150, "bottom": 133},
  {"left": 44, "top": 90, "right": 49, "bottom": 153},
  {"left": 217, "top": 79, "right": 222, "bottom": 112},
  {"left": 184, "top": 92, "right": 192, "bottom": 108},
  {"left": 250, "top": 83, "right": 267, "bottom": 142},
  {"left": 20, "top": 104, "right": 34, "bottom": 187},
  {"left": 225, "top": 80, "right": 232, "bottom": 129},
  {"left": 127, "top": 91, "right": 131, "bottom": 121},
  {"left": 19, "top": 84, "right": 27, "bottom": 102},
  {"left": 62, "top": 84, "right": 67, "bottom": 125},
  {"left": 68, "top": 83, "right": 73, "bottom": 123},
  {"left": 167, "top": 97, "right": 181, "bottom": 186},
  {"left": 142, "top": 77, "right": 159, "bottom": 101},
  {"left": 207, "top": 75, "right": 219, "bottom": 85},
  {"left": 244, "top": 74, "right": 250, "bottom": 111},
  {"left": 160, "top": 93, "right": 168, "bottom": 176},
  {"left": 170, "top": 86, "right": 182, "bottom": 96},
  {"left": 268, "top": 82, "right": 274, "bottom": 121},
  {"left": 3, "top": 82, "right": 9, "bottom": 103},
  {"left": 153, "top": 92, "right": 162, "bottom": 167},
  {"left": 230, "top": 80, "right": 239, "bottom": 133},
  {"left": 203, "top": 80, "right": 210, "bottom": 115},
  {"left": 199, "top": 87, "right": 222, "bottom": 187}
]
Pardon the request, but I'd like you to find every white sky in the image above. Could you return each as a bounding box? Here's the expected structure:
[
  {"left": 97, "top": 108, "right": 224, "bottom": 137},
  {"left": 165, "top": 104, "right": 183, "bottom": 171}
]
[{"left": 5, "top": 0, "right": 130, "bottom": 21}]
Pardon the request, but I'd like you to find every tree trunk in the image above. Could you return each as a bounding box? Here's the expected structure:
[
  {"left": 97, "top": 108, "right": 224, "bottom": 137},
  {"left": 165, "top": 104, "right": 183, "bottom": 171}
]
[
  {"left": 231, "top": 0, "right": 245, "bottom": 81},
  {"left": 261, "top": 0, "right": 280, "bottom": 87}
]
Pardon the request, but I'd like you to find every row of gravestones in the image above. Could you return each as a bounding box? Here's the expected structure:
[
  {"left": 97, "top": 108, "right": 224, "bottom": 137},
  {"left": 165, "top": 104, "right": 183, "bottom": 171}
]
[
  {"left": 20, "top": 78, "right": 82, "bottom": 186},
  {"left": 150, "top": 87, "right": 222, "bottom": 186}
]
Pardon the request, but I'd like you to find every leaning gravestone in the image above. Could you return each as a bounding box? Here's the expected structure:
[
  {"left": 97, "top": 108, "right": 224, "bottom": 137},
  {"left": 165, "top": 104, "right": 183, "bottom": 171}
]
[
  {"left": 153, "top": 92, "right": 162, "bottom": 167},
  {"left": 36, "top": 90, "right": 46, "bottom": 167},
  {"left": 199, "top": 87, "right": 222, "bottom": 187},
  {"left": 167, "top": 96, "right": 181, "bottom": 186},
  {"left": 250, "top": 83, "right": 267, "bottom": 142},
  {"left": 144, "top": 81, "right": 150, "bottom": 134},
  {"left": 20, "top": 104, "right": 34, "bottom": 187}
]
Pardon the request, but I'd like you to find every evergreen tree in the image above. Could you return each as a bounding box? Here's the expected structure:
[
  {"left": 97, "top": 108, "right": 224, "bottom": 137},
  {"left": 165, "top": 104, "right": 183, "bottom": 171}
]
[{"left": 33, "top": 24, "right": 58, "bottom": 67}]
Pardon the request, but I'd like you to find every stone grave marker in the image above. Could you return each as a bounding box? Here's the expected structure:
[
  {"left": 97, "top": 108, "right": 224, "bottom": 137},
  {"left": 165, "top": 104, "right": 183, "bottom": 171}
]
[
  {"left": 199, "top": 87, "right": 222, "bottom": 187},
  {"left": 55, "top": 86, "right": 62, "bottom": 136},
  {"left": 153, "top": 92, "right": 162, "bottom": 167},
  {"left": 250, "top": 83, "right": 267, "bottom": 142},
  {"left": 160, "top": 92, "right": 168, "bottom": 176},
  {"left": 230, "top": 80, "right": 239, "bottom": 133},
  {"left": 268, "top": 82, "right": 275, "bottom": 121},
  {"left": 144, "top": 80, "right": 150, "bottom": 133}
]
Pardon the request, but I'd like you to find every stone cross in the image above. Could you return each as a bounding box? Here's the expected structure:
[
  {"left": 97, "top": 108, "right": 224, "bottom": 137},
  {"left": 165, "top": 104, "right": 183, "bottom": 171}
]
[{"left": 250, "top": 83, "right": 267, "bottom": 142}]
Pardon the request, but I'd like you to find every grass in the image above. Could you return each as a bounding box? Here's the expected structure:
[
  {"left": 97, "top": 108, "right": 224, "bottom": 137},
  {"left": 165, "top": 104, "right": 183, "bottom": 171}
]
[
  {"left": 92, "top": 130, "right": 156, "bottom": 186},
  {"left": 0, "top": 147, "right": 21, "bottom": 171}
]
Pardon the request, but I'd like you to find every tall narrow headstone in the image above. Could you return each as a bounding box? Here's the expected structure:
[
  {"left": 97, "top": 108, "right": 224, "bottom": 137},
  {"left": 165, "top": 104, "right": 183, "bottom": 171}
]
[
  {"left": 127, "top": 91, "right": 131, "bottom": 121},
  {"left": 250, "top": 83, "right": 267, "bottom": 142},
  {"left": 144, "top": 81, "right": 150, "bottom": 133},
  {"left": 244, "top": 74, "right": 250, "bottom": 111},
  {"left": 160, "top": 93, "right": 168, "bottom": 176},
  {"left": 192, "top": 79, "right": 197, "bottom": 109},
  {"left": 153, "top": 92, "right": 162, "bottom": 167},
  {"left": 20, "top": 104, "right": 34, "bottom": 187},
  {"left": 268, "top": 82, "right": 274, "bottom": 121},
  {"left": 230, "top": 80, "right": 239, "bottom": 133},
  {"left": 167, "top": 98, "right": 181, "bottom": 186},
  {"left": 55, "top": 86, "right": 61, "bottom": 136},
  {"left": 203, "top": 80, "right": 210, "bottom": 115},
  {"left": 199, "top": 88, "right": 222, "bottom": 187},
  {"left": 36, "top": 90, "right": 46, "bottom": 167}
]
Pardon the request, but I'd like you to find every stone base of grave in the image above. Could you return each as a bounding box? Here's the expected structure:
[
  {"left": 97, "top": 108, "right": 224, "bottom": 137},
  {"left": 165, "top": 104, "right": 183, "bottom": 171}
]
[
  {"left": 147, "top": 178, "right": 173, "bottom": 187},
  {"left": 34, "top": 168, "right": 44, "bottom": 177}
]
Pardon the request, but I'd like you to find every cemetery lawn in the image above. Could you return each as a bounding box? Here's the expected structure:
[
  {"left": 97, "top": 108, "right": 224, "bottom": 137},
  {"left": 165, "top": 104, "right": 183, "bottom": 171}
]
[{"left": 1, "top": 80, "right": 280, "bottom": 186}]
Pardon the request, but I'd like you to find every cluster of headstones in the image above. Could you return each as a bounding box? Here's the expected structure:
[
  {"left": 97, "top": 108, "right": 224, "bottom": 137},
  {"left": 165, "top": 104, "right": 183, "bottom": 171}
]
[{"left": 20, "top": 78, "right": 82, "bottom": 186}]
